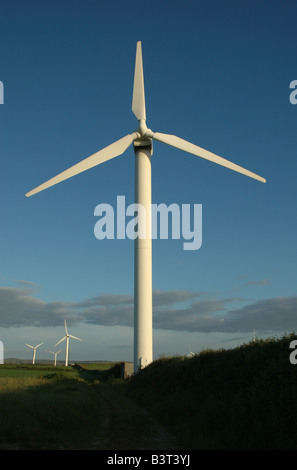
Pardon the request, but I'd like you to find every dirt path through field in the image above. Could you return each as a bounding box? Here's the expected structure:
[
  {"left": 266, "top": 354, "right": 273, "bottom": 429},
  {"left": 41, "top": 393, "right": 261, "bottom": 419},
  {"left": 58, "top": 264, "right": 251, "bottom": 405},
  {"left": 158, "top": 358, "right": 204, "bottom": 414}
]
[{"left": 87, "top": 383, "right": 182, "bottom": 450}]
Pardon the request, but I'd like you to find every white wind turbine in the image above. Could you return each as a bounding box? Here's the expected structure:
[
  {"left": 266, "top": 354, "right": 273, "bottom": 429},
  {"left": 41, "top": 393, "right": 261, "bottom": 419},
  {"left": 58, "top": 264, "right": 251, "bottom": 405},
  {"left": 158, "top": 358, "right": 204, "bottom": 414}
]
[
  {"left": 49, "top": 349, "right": 62, "bottom": 366},
  {"left": 25, "top": 41, "right": 266, "bottom": 373},
  {"left": 26, "top": 342, "right": 44, "bottom": 365},
  {"left": 187, "top": 345, "right": 195, "bottom": 358},
  {"left": 55, "top": 320, "right": 82, "bottom": 367}
]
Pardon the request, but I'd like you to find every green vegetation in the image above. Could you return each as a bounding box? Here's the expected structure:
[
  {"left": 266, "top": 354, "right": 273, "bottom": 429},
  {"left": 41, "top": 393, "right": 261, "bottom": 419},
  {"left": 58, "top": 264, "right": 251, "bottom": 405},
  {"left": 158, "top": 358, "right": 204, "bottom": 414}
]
[
  {"left": 127, "top": 332, "right": 297, "bottom": 450},
  {"left": 0, "top": 362, "right": 177, "bottom": 450},
  {"left": 0, "top": 366, "right": 103, "bottom": 449},
  {"left": 0, "top": 364, "right": 81, "bottom": 379},
  {"left": 1, "top": 334, "right": 297, "bottom": 449}
]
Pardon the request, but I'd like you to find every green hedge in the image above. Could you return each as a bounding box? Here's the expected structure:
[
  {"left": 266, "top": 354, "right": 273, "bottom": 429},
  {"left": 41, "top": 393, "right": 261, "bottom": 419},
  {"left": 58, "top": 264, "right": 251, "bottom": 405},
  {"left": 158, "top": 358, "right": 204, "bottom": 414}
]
[{"left": 127, "top": 333, "right": 297, "bottom": 449}]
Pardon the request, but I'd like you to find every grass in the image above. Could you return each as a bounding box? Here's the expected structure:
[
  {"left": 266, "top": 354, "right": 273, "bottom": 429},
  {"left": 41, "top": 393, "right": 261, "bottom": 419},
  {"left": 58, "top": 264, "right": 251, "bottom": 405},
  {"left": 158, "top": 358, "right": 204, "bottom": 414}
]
[
  {"left": 0, "top": 364, "right": 81, "bottom": 378},
  {"left": 1, "top": 333, "right": 297, "bottom": 449},
  {"left": 78, "top": 362, "right": 115, "bottom": 370},
  {"left": 0, "top": 366, "right": 105, "bottom": 449},
  {"left": 0, "top": 362, "right": 179, "bottom": 450}
]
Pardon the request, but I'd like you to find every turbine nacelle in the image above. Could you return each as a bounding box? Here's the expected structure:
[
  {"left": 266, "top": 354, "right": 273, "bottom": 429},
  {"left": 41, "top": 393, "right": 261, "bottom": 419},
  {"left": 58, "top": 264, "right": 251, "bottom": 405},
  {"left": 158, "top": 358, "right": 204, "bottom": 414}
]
[{"left": 133, "top": 120, "right": 154, "bottom": 154}]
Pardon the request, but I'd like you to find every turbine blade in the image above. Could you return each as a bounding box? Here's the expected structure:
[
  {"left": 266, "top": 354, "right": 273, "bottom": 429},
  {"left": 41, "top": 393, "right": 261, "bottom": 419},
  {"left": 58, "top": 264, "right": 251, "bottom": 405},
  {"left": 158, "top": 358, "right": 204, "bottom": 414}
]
[
  {"left": 64, "top": 319, "right": 68, "bottom": 335},
  {"left": 25, "top": 133, "right": 137, "bottom": 197},
  {"left": 55, "top": 336, "right": 66, "bottom": 347},
  {"left": 151, "top": 132, "right": 266, "bottom": 183},
  {"left": 26, "top": 344, "right": 33, "bottom": 348},
  {"left": 68, "top": 335, "right": 82, "bottom": 341},
  {"left": 132, "top": 41, "right": 146, "bottom": 121},
  {"left": 35, "top": 342, "right": 44, "bottom": 348}
]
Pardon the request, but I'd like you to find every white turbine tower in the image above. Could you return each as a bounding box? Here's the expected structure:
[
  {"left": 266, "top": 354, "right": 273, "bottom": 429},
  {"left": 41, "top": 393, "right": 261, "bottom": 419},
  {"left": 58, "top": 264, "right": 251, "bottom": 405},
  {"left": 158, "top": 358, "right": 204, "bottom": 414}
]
[
  {"left": 55, "top": 320, "right": 82, "bottom": 367},
  {"left": 25, "top": 42, "right": 266, "bottom": 373},
  {"left": 26, "top": 342, "right": 44, "bottom": 365},
  {"left": 49, "top": 350, "right": 62, "bottom": 366}
]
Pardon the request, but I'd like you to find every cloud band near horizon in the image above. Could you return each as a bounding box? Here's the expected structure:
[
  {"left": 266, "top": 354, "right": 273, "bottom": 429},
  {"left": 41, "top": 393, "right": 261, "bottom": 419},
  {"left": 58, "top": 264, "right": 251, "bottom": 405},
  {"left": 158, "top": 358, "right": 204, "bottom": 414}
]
[{"left": 0, "top": 281, "right": 296, "bottom": 334}]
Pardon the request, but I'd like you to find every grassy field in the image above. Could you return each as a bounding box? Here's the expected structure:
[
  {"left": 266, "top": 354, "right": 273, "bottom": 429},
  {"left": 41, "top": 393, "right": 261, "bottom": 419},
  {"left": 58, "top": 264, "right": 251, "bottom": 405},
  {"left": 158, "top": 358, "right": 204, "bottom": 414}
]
[
  {"left": 0, "top": 362, "right": 179, "bottom": 450},
  {"left": 1, "top": 333, "right": 297, "bottom": 450},
  {"left": 0, "top": 364, "right": 103, "bottom": 449}
]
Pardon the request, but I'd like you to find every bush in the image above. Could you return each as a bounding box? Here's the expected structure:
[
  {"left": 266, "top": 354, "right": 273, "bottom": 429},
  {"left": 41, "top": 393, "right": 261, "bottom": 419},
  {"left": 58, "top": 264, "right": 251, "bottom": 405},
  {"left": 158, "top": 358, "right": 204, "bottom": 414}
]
[{"left": 127, "top": 333, "right": 297, "bottom": 449}]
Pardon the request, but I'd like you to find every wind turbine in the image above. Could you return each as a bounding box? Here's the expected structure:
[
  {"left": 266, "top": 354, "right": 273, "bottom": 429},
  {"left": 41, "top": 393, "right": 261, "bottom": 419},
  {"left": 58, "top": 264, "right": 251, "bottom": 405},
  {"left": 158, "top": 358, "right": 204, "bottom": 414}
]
[
  {"left": 26, "top": 342, "right": 44, "bottom": 365},
  {"left": 187, "top": 345, "right": 195, "bottom": 358},
  {"left": 25, "top": 41, "right": 266, "bottom": 373},
  {"left": 49, "top": 349, "right": 62, "bottom": 366},
  {"left": 55, "top": 320, "right": 82, "bottom": 367}
]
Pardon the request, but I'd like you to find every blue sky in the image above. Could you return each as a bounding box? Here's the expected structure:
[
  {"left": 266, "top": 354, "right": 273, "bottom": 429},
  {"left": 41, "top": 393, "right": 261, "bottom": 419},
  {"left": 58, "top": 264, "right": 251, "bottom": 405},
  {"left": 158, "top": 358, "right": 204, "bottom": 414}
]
[{"left": 0, "top": 0, "right": 297, "bottom": 363}]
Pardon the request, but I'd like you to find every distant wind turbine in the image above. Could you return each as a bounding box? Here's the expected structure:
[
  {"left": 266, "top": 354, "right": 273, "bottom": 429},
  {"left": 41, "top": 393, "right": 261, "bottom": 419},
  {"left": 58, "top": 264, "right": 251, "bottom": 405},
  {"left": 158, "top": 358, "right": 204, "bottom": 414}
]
[
  {"left": 55, "top": 320, "right": 82, "bottom": 367},
  {"left": 187, "top": 345, "right": 195, "bottom": 358},
  {"left": 26, "top": 41, "right": 266, "bottom": 373},
  {"left": 49, "top": 350, "right": 62, "bottom": 366},
  {"left": 26, "top": 342, "right": 44, "bottom": 365}
]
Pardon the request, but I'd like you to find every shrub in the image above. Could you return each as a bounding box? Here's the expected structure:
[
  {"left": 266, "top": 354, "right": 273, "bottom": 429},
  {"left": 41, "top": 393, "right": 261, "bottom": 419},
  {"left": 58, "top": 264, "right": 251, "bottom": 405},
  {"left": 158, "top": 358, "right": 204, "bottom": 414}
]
[{"left": 127, "top": 333, "right": 297, "bottom": 449}]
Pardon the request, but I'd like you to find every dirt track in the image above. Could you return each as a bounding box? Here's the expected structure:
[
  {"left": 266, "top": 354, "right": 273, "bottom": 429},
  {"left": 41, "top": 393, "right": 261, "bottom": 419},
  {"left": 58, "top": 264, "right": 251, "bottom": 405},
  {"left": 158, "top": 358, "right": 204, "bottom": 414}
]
[{"left": 88, "top": 383, "right": 182, "bottom": 450}]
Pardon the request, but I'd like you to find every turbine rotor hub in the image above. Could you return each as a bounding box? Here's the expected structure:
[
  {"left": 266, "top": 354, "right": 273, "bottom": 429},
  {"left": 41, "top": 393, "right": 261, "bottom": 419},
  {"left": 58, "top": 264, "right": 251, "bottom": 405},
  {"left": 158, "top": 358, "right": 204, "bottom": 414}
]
[{"left": 138, "top": 119, "right": 152, "bottom": 139}]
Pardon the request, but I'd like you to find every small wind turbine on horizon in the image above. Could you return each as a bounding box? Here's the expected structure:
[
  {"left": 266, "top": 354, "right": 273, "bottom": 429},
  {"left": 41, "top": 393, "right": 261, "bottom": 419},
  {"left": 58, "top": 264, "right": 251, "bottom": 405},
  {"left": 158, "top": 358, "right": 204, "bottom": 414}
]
[
  {"left": 55, "top": 320, "right": 82, "bottom": 367},
  {"left": 25, "top": 41, "right": 266, "bottom": 373},
  {"left": 25, "top": 342, "right": 44, "bottom": 365},
  {"left": 49, "top": 349, "right": 62, "bottom": 366},
  {"left": 187, "top": 345, "right": 195, "bottom": 358}
]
